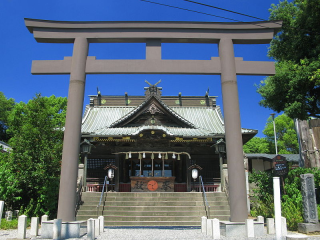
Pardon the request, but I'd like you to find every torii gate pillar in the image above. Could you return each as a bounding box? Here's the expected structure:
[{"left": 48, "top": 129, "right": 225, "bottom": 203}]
[
  {"left": 219, "top": 38, "right": 248, "bottom": 221},
  {"left": 57, "top": 38, "right": 89, "bottom": 221}
]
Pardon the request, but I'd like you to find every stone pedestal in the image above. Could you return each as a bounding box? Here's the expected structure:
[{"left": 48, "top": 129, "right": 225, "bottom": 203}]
[
  {"left": 286, "top": 235, "right": 308, "bottom": 240},
  {"left": 220, "top": 221, "right": 264, "bottom": 237},
  {"left": 41, "top": 220, "right": 85, "bottom": 239},
  {"left": 298, "top": 223, "right": 320, "bottom": 234}
]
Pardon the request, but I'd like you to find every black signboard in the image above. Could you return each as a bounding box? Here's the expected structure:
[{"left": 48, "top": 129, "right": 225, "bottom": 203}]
[{"left": 273, "top": 155, "right": 288, "bottom": 176}]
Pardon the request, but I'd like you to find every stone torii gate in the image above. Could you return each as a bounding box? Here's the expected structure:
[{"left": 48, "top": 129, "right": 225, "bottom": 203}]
[{"left": 25, "top": 19, "right": 281, "bottom": 223}]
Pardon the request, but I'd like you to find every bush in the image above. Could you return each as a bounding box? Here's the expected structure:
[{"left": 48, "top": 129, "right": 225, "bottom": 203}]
[
  {"left": 0, "top": 218, "right": 31, "bottom": 230},
  {"left": 0, "top": 219, "right": 18, "bottom": 230},
  {"left": 249, "top": 167, "right": 320, "bottom": 231}
]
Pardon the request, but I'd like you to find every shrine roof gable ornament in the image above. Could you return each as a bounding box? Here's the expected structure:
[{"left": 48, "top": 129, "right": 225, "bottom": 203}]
[{"left": 144, "top": 80, "right": 162, "bottom": 98}]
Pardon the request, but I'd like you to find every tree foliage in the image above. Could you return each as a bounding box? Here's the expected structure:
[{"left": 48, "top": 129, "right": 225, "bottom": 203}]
[
  {"left": 258, "top": 0, "right": 320, "bottom": 119},
  {"left": 0, "top": 92, "right": 15, "bottom": 142},
  {"left": 243, "top": 114, "right": 298, "bottom": 154},
  {"left": 243, "top": 137, "right": 270, "bottom": 153},
  {"left": 0, "top": 94, "right": 67, "bottom": 218},
  {"left": 263, "top": 114, "right": 299, "bottom": 154}
]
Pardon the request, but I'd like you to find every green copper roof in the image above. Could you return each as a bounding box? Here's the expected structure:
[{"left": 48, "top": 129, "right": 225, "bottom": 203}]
[{"left": 81, "top": 104, "right": 257, "bottom": 138}]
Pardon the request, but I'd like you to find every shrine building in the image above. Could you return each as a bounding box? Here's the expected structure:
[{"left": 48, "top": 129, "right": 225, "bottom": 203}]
[{"left": 79, "top": 81, "right": 257, "bottom": 193}]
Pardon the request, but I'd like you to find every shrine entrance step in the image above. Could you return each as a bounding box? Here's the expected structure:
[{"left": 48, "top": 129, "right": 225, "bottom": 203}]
[{"left": 76, "top": 192, "right": 230, "bottom": 226}]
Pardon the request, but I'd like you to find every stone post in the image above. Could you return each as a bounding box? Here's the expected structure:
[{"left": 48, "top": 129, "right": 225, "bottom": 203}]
[
  {"left": 41, "top": 214, "right": 49, "bottom": 224},
  {"left": 87, "top": 218, "right": 95, "bottom": 240},
  {"left": 246, "top": 219, "right": 254, "bottom": 238},
  {"left": 57, "top": 37, "right": 89, "bottom": 222},
  {"left": 267, "top": 218, "right": 275, "bottom": 234},
  {"left": 94, "top": 218, "right": 100, "bottom": 237},
  {"left": 13, "top": 210, "right": 19, "bottom": 218},
  {"left": 219, "top": 37, "right": 248, "bottom": 222},
  {"left": 98, "top": 215, "right": 104, "bottom": 233},
  {"left": 78, "top": 164, "right": 85, "bottom": 191},
  {"left": 6, "top": 211, "right": 12, "bottom": 221},
  {"left": 18, "top": 215, "right": 27, "bottom": 239},
  {"left": 53, "top": 219, "right": 62, "bottom": 240},
  {"left": 0, "top": 201, "right": 4, "bottom": 226},
  {"left": 201, "top": 216, "right": 207, "bottom": 233},
  {"left": 281, "top": 217, "right": 287, "bottom": 236},
  {"left": 206, "top": 219, "right": 213, "bottom": 236},
  {"left": 301, "top": 174, "right": 318, "bottom": 223},
  {"left": 257, "top": 216, "right": 264, "bottom": 223},
  {"left": 212, "top": 218, "right": 220, "bottom": 239},
  {"left": 222, "top": 164, "right": 228, "bottom": 192},
  {"left": 30, "top": 217, "right": 39, "bottom": 237},
  {"left": 219, "top": 154, "right": 224, "bottom": 192}
]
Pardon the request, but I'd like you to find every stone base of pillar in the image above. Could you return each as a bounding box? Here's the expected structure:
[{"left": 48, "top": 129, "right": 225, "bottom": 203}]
[
  {"left": 41, "top": 220, "right": 85, "bottom": 239},
  {"left": 298, "top": 223, "right": 320, "bottom": 234},
  {"left": 220, "top": 221, "right": 264, "bottom": 237}
]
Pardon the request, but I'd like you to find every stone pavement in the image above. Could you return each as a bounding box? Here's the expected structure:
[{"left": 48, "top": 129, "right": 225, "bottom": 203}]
[{"left": 1, "top": 226, "right": 320, "bottom": 240}]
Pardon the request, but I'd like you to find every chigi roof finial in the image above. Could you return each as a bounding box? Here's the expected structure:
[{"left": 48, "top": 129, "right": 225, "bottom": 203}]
[{"left": 144, "top": 80, "right": 162, "bottom": 98}]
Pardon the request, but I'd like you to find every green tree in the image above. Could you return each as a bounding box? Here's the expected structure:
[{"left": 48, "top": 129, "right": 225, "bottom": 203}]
[
  {"left": 1, "top": 94, "right": 67, "bottom": 218},
  {"left": 263, "top": 114, "right": 299, "bottom": 154},
  {"left": 258, "top": 0, "right": 320, "bottom": 119},
  {"left": 243, "top": 114, "right": 298, "bottom": 154},
  {"left": 0, "top": 92, "right": 15, "bottom": 142},
  {"left": 243, "top": 137, "right": 270, "bottom": 153}
]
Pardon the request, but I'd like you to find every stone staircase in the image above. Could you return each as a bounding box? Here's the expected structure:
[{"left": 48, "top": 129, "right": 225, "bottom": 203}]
[{"left": 76, "top": 192, "right": 230, "bottom": 226}]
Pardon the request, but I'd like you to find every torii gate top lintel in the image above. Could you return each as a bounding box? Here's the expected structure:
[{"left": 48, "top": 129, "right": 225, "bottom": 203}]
[
  {"left": 25, "top": 18, "right": 282, "bottom": 76},
  {"left": 25, "top": 18, "right": 282, "bottom": 44}
]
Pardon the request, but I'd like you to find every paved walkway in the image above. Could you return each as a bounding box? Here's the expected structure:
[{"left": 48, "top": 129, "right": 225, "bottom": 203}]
[{"left": 1, "top": 226, "right": 320, "bottom": 239}]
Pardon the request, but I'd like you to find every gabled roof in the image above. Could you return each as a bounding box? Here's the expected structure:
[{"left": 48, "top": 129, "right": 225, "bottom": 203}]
[
  {"left": 109, "top": 95, "right": 196, "bottom": 129},
  {"left": 0, "top": 141, "right": 12, "bottom": 152},
  {"left": 245, "top": 153, "right": 300, "bottom": 163}
]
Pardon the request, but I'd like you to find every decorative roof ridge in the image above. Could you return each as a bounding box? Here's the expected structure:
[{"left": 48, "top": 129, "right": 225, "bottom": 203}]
[
  {"left": 93, "top": 105, "right": 136, "bottom": 108},
  {"left": 109, "top": 95, "right": 196, "bottom": 128},
  {"left": 214, "top": 107, "right": 224, "bottom": 126},
  {"left": 82, "top": 105, "right": 91, "bottom": 125},
  {"left": 131, "top": 125, "right": 174, "bottom": 136},
  {"left": 241, "top": 128, "right": 258, "bottom": 134},
  {"left": 150, "top": 96, "right": 196, "bottom": 128},
  {"left": 171, "top": 106, "right": 214, "bottom": 108}
]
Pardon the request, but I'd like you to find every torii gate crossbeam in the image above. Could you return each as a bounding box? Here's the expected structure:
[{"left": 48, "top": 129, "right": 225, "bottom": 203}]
[{"left": 25, "top": 18, "right": 282, "bottom": 223}]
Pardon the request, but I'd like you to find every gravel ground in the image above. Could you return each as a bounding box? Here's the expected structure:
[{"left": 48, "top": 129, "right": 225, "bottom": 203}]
[{"left": 1, "top": 226, "right": 320, "bottom": 240}]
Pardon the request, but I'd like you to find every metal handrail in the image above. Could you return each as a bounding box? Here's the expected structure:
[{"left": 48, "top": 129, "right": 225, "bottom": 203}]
[
  {"left": 199, "top": 175, "right": 211, "bottom": 219},
  {"left": 96, "top": 175, "right": 108, "bottom": 216}
]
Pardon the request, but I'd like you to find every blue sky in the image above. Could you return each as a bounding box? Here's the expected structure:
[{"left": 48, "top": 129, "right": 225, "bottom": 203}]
[{"left": 1, "top": 0, "right": 282, "bottom": 137}]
